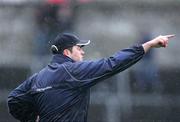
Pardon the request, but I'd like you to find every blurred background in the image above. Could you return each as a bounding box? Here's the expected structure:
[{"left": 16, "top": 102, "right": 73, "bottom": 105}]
[{"left": 0, "top": 0, "right": 180, "bottom": 122}]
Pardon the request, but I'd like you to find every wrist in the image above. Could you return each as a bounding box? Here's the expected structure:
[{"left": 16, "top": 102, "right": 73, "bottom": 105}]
[{"left": 142, "top": 41, "right": 153, "bottom": 53}]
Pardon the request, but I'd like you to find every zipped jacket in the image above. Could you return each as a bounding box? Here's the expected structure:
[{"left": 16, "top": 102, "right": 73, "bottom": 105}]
[{"left": 8, "top": 45, "right": 144, "bottom": 122}]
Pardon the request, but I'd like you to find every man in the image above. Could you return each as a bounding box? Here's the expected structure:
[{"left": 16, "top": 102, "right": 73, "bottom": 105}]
[{"left": 7, "top": 33, "right": 174, "bottom": 122}]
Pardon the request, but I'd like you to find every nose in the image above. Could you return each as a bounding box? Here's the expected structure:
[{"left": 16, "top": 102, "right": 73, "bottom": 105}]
[{"left": 81, "top": 49, "right": 85, "bottom": 55}]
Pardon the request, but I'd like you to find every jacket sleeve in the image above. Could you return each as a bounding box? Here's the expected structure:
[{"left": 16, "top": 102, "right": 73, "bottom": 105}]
[{"left": 63, "top": 45, "right": 145, "bottom": 88}]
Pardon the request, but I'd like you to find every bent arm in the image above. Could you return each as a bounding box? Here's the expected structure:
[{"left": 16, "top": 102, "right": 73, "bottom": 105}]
[{"left": 64, "top": 34, "right": 175, "bottom": 88}]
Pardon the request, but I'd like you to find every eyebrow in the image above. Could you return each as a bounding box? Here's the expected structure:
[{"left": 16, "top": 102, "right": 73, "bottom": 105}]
[{"left": 76, "top": 45, "right": 83, "bottom": 48}]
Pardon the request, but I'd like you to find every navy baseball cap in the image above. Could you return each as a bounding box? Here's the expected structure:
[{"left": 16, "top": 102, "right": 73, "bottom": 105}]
[{"left": 50, "top": 33, "right": 90, "bottom": 54}]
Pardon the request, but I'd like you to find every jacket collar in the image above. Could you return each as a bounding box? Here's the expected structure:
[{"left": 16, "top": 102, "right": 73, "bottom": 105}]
[{"left": 50, "top": 54, "right": 75, "bottom": 64}]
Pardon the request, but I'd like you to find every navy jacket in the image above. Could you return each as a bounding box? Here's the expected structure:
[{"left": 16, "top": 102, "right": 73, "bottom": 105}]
[{"left": 8, "top": 45, "right": 144, "bottom": 122}]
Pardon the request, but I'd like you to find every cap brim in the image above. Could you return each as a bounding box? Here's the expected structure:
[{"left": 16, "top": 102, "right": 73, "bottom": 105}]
[{"left": 76, "top": 40, "right": 90, "bottom": 46}]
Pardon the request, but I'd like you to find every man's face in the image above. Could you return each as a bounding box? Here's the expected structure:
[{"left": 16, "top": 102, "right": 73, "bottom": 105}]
[{"left": 69, "top": 45, "right": 85, "bottom": 62}]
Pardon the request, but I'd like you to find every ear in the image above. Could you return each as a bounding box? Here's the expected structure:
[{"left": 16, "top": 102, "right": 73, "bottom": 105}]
[{"left": 63, "top": 49, "right": 71, "bottom": 57}]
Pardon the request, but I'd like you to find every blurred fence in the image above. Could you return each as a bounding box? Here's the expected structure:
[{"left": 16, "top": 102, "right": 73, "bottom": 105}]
[{"left": 1, "top": 0, "right": 180, "bottom": 122}]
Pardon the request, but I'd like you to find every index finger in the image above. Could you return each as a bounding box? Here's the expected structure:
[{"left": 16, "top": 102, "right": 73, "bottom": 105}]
[{"left": 165, "top": 34, "right": 175, "bottom": 39}]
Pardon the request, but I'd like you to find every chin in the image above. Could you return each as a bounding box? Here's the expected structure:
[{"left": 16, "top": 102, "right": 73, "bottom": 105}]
[
  {"left": 79, "top": 58, "right": 83, "bottom": 62},
  {"left": 79, "top": 59, "right": 83, "bottom": 62},
  {"left": 75, "top": 59, "right": 83, "bottom": 62}
]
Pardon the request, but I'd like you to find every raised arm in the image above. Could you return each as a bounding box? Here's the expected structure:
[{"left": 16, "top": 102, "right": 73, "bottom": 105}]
[{"left": 142, "top": 34, "right": 175, "bottom": 53}]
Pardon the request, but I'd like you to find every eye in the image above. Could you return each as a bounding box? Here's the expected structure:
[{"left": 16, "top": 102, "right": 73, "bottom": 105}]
[
  {"left": 77, "top": 46, "right": 82, "bottom": 50},
  {"left": 80, "top": 45, "right": 84, "bottom": 48}
]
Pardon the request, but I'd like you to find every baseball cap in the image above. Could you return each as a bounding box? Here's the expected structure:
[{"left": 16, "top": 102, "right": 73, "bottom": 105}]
[{"left": 50, "top": 33, "right": 90, "bottom": 54}]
